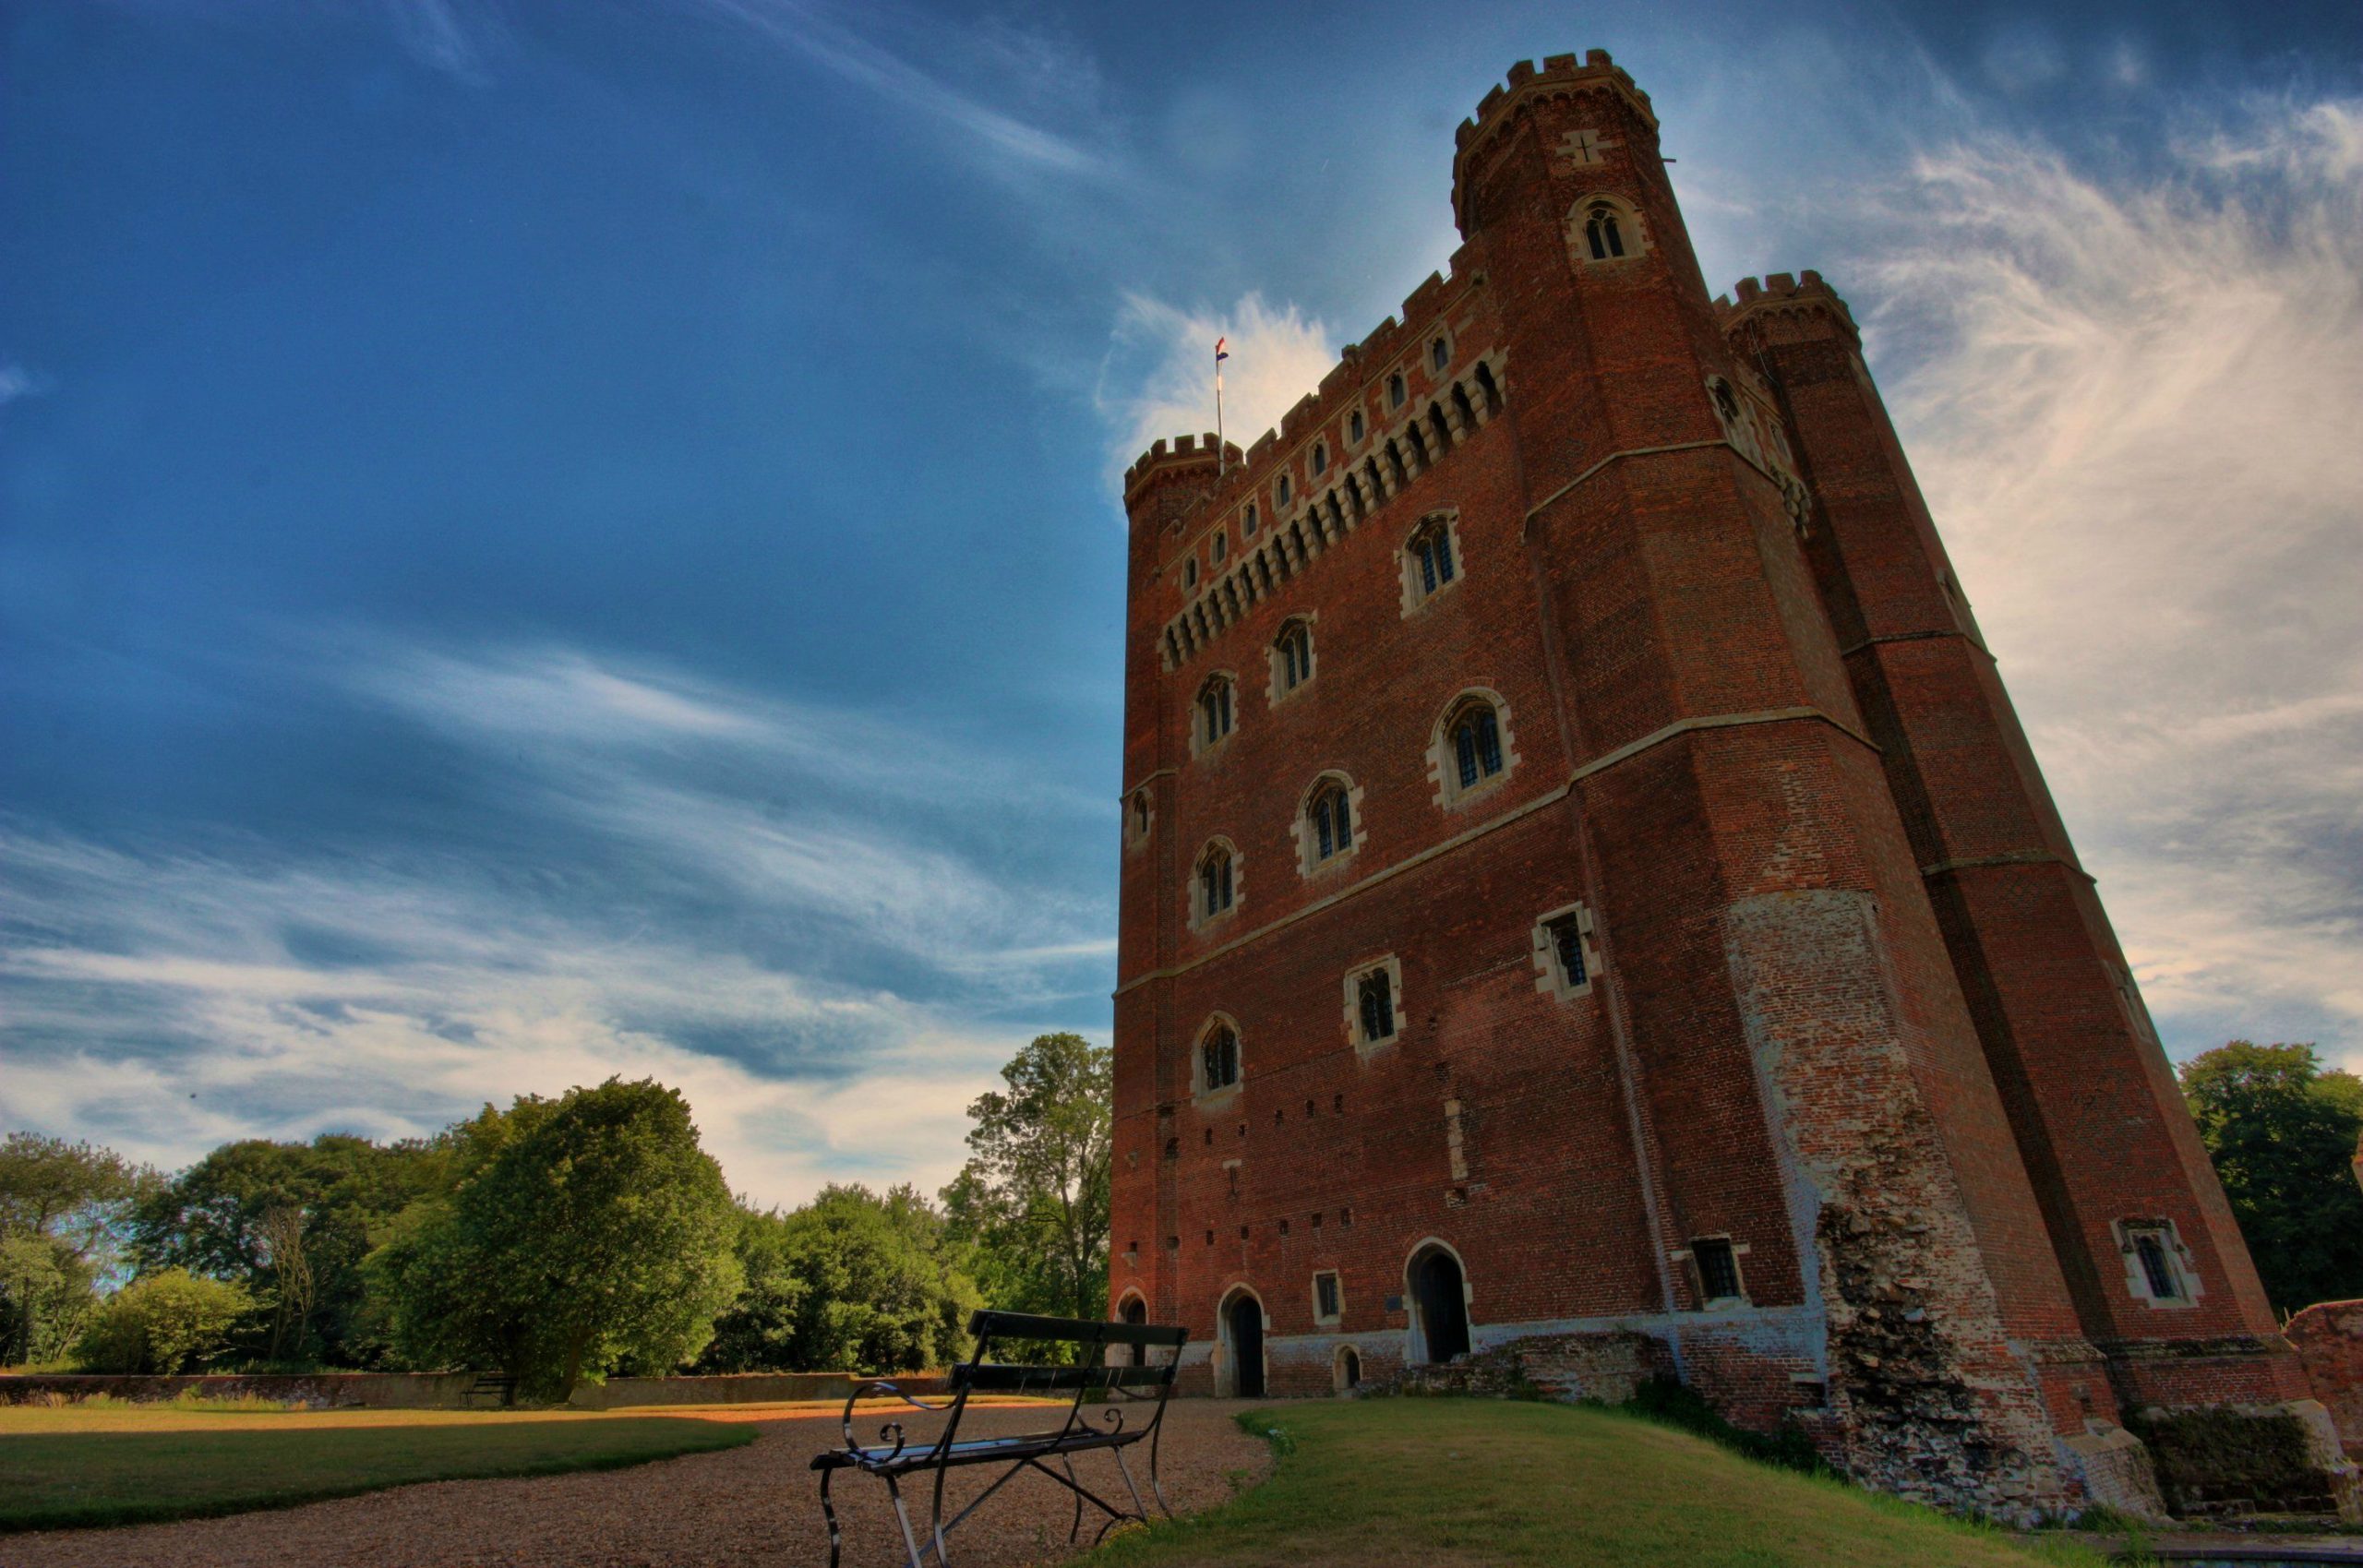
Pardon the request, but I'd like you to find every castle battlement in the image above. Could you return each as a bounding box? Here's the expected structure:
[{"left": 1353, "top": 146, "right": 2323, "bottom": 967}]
[
  {"left": 1716, "top": 269, "right": 1861, "bottom": 348},
  {"left": 1122, "top": 245, "right": 1485, "bottom": 522}
]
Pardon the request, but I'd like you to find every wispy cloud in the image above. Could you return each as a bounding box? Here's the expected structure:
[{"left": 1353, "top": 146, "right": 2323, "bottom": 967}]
[
  {"left": 382, "top": 0, "right": 505, "bottom": 85},
  {"left": 1856, "top": 95, "right": 2363, "bottom": 1059},
  {"left": 0, "top": 639, "right": 1115, "bottom": 1201},
  {"left": 0, "top": 362, "right": 52, "bottom": 407},
  {"left": 1097, "top": 292, "right": 1339, "bottom": 491},
  {"left": 686, "top": 0, "right": 1108, "bottom": 178}
]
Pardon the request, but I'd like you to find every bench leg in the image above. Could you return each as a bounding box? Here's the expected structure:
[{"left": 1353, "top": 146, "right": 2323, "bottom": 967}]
[
  {"left": 1062, "top": 1455, "right": 1086, "bottom": 1542},
  {"left": 885, "top": 1476, "right": 928, "bottom": 1568},
  {"left": 819, "top": 1468, "right": 845, "bottom": 1568},
  {"left": 1112, "top": 1444, "right": 1151, "bottom": 1523}
]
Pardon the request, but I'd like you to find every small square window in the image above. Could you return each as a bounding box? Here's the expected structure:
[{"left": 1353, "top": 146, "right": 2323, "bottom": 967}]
[
  {"left": 1691, "top": 1238, "right": 1745, "bottom": 1304},
  {"left": 1313, "top": 1270, "right": 1342, "bottom": 1323}
]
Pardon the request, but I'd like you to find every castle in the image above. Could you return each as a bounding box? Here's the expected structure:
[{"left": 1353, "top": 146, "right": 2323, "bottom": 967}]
[{"left": 1107, "top": 52, "right": 2340, "bottom": 1517}]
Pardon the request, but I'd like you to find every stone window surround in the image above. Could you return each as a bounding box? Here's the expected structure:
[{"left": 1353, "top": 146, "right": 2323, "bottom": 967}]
[
  {"left": 1190, "top": 671, "right": 1240, "bottom": 759},
  {"left": 2114, "top": 1217, "right": 2203, "bottom": 1310},
  {"left": 1189, "top": 838, "right": 1243, "bottom": 932},
  {"left": 1531, "top": 900, "right": 1600, "bottom": 1000},
  {"left": 1292, "top": 769, "right": 1368, "bottom": 880},
  {"left": 1668, "top": 1235, "right": 1752, "bottom": 1309},
  {"left": 1428, "top": 325, "right": 1454, "bottom": 374},
  {"left": 1343, "top": 952, "right": 1404, "bottom": 1055},
  {"left": 1398, "top": 509, "right": 1469, "bottom": 618},
  {"left": 1425, "top": 687, "right": 1521, "bottom": 810},
  {"left": 1266, "top": 614, "right": 1317, "bottom": 707},
  {"left": 1192, "top": 1011, "right": 1244, "bottom": 1105},
  {"left": 1311, "top": 1268, "right": 1344, "bottom": 1325},
  {"left": 1568, "top": 192, "right": 1649, "bottom": 265}
]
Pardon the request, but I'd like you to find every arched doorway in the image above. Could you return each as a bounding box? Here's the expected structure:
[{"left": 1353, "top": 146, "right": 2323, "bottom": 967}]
[
  {"left": 1334, "top": 1345, "right": 1361, "bottom": 1395},
  {"left": 1409, "top": 1245, "right": 1470, "bottom": 1365},
  {"left": 1121, "top": 1294, "right": 1147, "bottom": 1367},
  {"left": 1223, "top": 1291, "right": 1266, "bottom": 1397}
]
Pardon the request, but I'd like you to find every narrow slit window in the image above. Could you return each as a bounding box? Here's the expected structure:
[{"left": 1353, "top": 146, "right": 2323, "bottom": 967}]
[
  {"left": 1388, "top": 373, "right": 1407, "bottom": 410},
  {"left": 1431, "top": 337, "right": 1450, "bottom": 372},
  {"left": 1349, "top": 410, "right": 1365, "bottom": 443},
  {"left": 1358, "top": 967, "right": 1397, "bottom": 1042}
]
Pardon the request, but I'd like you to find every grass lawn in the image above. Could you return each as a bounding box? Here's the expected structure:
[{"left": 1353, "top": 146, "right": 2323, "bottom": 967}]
[
  {"left": 1092, "top": 1401, "right": 2119, "bottom": 1568},
  {"left": 0, "top": 1401, "right": 756, "bottom": 1533}
]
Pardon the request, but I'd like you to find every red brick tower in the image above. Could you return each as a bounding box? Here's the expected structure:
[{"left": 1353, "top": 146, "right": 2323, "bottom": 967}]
[
  {"left": 1720, "top": 274, "right": 2306, "bottom": 1413},
  {"left": 1107, "top": 52, "right": 2322, "bottom": 1518}
]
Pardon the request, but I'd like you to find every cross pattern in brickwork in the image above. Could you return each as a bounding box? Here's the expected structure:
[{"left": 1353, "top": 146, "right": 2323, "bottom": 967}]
[{"left": 1558, "top": 127, "right": 1617, "bottom": 166}]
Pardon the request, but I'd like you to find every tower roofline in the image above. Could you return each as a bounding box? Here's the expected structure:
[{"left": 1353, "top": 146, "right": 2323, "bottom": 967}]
[
  {"left": 1716, "top": 269, "right": 1861, "bottom": 350},
  {"left": 1450, "top": 51, "right": 1658, "bottom": 233}
]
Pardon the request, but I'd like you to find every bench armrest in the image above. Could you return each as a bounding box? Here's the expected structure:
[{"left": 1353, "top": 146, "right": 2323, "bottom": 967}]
[{"left": 838, "top": 1379, "right": 958, "bottom": 1462}]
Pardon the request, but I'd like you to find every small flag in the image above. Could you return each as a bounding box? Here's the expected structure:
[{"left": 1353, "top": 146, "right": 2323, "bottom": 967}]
[{"left": 1215, "top": 337, "right": 1229, "bottom": 362}]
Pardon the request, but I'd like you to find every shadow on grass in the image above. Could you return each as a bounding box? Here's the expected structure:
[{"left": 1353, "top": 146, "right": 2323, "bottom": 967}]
[{"left": 1, "top": 1416, "right": 755, "bottom": 1533}]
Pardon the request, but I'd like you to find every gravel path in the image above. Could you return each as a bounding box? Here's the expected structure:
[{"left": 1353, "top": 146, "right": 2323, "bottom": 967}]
[{"left": 0, "top": 1401, "right": 1274, "bottom": 1568}]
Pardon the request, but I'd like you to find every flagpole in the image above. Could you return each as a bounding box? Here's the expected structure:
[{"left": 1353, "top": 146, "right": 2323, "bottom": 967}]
[{"left": 1215, "top": 339, "right": 1226, "bottom": 477}]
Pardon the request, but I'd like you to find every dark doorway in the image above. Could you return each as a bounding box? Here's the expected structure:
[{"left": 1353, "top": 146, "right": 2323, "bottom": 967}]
[
  {"left": 1122, "top": 1296, "right": 1147, "bottom": 1366},
  {"left": 1411, "top": 1249, "right": 1470, "bottom": 1364},
  {"left": 1226, "top": 1294, "right": 1265, "bottom": 1397}
]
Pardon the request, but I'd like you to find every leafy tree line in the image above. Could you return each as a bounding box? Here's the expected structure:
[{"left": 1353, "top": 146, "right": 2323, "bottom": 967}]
[{"left": 0, "top": 1033, "right": 1110, "bottom": 1400}]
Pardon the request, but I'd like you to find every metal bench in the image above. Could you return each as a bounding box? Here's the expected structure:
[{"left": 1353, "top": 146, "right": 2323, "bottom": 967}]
[
  {"left": 462, "top": 1373, "right": 516, "bottom": 1408},
  {"left": 810, "top": 1308, "right": 1187, "bottom": 1568}
]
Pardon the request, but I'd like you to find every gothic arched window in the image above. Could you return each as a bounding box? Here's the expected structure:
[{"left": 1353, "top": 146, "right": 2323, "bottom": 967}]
[
  {"left": 1430, "top": 335, "right": 1450, "bottom": 372},
  {"left": 1199, "top": 1021, "right": 1241, "bottom": 1094},
  {"left": 1451, "top": 701, "right": 1504, "bottom": 790},
  {"left": 1406, "top": 517, "right": 1458, "bottom": 604},
  {"left": 1388, "top": 373, "right": 1408, "bottom": 410},
  {"left": 1273, "top": 619, "right": 1313, "bottom": 695},
  {"left": 1309, "top": 782, "right": 1353, "bottom": 863},
  {"left": 1197, "top": 676, "right": 1235, "bottom": 749},
  {"left": 1197, "top": 844, "right": 1235, "bottom": 920}
]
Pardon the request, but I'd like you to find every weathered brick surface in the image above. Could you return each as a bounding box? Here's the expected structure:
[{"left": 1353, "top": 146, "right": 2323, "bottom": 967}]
[
  {"left": 2289, "top": 1301, "right": 2363, "bottom": 1454},
  {"left": 1106, "top": 51, "right": 2315, "bottom": 1520}
]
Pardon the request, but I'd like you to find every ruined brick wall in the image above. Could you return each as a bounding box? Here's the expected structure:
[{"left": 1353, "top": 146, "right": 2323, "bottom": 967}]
[{"left": 2288, "top": 1301, "right": 2363, "bottom": 1450}]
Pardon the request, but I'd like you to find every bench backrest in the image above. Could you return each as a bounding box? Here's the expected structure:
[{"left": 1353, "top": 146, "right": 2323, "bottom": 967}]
[{"left": 934, "top": 1309, "right": 1187, "bottom": 1454}]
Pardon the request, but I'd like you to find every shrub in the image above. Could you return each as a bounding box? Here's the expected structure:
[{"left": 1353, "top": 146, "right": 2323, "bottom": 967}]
[{"left": 75, "top": 1269, "right": 253, "bottom": 1374}]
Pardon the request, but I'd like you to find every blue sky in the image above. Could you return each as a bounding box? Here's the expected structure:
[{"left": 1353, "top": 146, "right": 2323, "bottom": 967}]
[{"left": 4, "top": 0, "right": 2359, "bottom": 1204}]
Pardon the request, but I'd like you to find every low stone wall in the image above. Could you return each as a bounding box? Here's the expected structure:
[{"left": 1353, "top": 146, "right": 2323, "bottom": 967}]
[
  {"left": 0, "top": 1372, "right": 483, "bottom": 1407},
  {"left": 0, "top": 1371, "right": 948, "bottom": 1409},
  {"left": 2286, "top": 1299, "right": 2363, "bottom": 1454}
]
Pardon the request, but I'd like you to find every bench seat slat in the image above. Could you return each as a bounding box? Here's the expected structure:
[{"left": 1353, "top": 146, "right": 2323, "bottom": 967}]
[{"left": 810, "top": 1426, "right": 1136, "bottom": 1474}]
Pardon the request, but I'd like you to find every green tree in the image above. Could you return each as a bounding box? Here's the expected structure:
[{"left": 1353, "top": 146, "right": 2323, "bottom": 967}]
[
  {"left": 693, "top": 1203, "right": 810, "bottom": 1373},
  {"left": 75, "top": 1267, "right": 253, "bottom": 1373},
  {"left": 2179, "top": 1040, "right": 2363, "bottom": 1314},
  {"left": 706, "top": 1185, "right": 976, "bottom": 1373},
  {"left": 0, "top": 1132, "right": 160, "bottom": 1366},
  {"left": 131, "top": 1133, "right": 445, "bottom": 1367},
  {"left": 940, "top": 1033, "right": 1111, "bottom": 1326},
  {"left": 366, "top": 1078, "right": 742, "bottom": 1400}
]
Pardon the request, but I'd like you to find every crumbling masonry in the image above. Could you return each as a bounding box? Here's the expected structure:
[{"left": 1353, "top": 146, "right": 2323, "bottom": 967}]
[{"left": 1108, "top": 52, "right": 2347, "bottom": 1520}]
